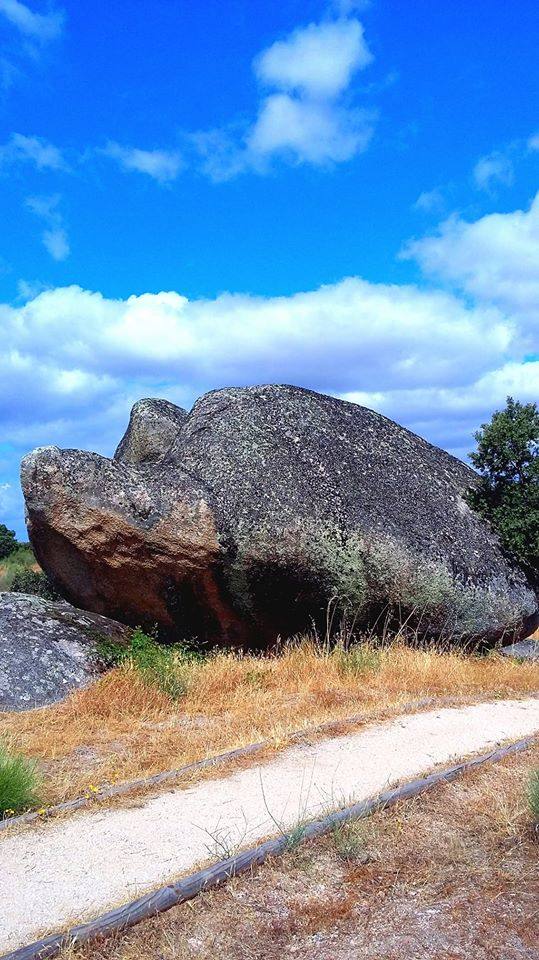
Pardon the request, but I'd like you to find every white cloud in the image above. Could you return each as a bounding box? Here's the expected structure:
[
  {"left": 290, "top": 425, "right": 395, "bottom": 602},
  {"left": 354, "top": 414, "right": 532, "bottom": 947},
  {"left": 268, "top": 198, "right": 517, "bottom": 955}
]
[
  {"left": 92, "top": 15, "right": 376, "bottom": 183},
  {"left": 0, "top": 482, "right": 17, "bottom": 521},
  {"left": 103, "top": 143, "right": 183, "bottom": 184},
  {"left": 42, "top": 226, "right": 69, "bottom": 261},
  {"left": 0, "top": 0, "right": 63, "bottom": 42},
  {"left": 0, "top": 132, "right": 65, "bottom": 170},
  {"left": 197, "top": 15, "right": 376, "bottom": 178},
  {"left": 254, "top": 18, "right": 372, "bottom": 99},
  {"left": 528, "top": 133, "right": 539, "bottom": 152},
  {"left": 4, "top": 280, "right": 512, "bottom": 392},
  {"left": 413, "top": 188, "right": 445, "bottom": 214},
  {"left": 0, "top": 271, "right": 521, "bottom": 470},
  {"left": 343, "top": 360, "right": 539, "bottom": 455},
  {"left": 403, "top": 191, "right": 539, "bottom": 330},
  {"left": 473, "top": 151, "right": 514, "bottom": 192},
  {"left": 247, "top": 94, "right": 374, "bottom": 165},
  {"left": 25, "top": 193, "right": 70, "bottom": 261}
]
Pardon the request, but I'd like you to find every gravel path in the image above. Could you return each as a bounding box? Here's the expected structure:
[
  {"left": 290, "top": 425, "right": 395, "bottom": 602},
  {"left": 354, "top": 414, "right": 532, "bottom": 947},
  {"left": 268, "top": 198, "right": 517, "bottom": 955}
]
[{"left": 2, "top": 698, "right": 539, "bottom": 954}]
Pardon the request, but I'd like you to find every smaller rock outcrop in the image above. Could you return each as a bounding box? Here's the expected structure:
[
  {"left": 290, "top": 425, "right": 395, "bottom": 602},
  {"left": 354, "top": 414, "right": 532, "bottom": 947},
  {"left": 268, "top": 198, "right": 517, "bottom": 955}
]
[
  {"left": 0, "top": 592, "right": 129, "bottom": 711},
  {"left": 499, "top": 637, "right": 539, "bottom": 661},
  {"left": 114, "top": 398, "right": 187, "bottom": 467}
]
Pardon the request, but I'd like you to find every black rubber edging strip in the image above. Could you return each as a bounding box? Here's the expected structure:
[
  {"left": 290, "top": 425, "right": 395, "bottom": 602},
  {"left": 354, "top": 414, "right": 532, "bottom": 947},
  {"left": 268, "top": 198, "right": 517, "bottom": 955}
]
[
  {"left": 2, "top": 733, "right": 536, "bottom": 960},
  {"left": 0, "top": 696, "right": 439, "bottom": 832}
]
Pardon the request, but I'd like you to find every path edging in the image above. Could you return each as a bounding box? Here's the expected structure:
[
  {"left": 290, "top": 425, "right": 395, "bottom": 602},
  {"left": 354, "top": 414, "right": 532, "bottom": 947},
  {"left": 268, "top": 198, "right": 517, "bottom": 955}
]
[
  {"left": 2, "top": 733, "right": 535, "bottom": 960},
  {"left": 0, "top": 697, "right": 438, "bottom": 832}
]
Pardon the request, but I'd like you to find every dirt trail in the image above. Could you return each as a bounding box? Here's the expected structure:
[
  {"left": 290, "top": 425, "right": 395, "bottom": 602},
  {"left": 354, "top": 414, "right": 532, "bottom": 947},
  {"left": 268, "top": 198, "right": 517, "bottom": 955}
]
[{"left": 2, "top": 698, "right": 539, "bottom": 955}]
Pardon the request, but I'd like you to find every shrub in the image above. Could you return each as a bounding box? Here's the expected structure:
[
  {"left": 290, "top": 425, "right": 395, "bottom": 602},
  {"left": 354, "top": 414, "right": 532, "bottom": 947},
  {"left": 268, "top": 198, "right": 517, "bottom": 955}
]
[
  {"left": 97, "top": 627, "right": 197, "bottom": 701},
  {"left": 0, "top": 743, "right": 41, "bottom": 815},
  {"left": 468, "top": 397, "right": 539, "bottom": 574},
  {"left": 0, "top": 544, "right": 36, "bottom": 591},
  {"left": 528, "top": 769, "right": 539, "bottom": 826},
  {"left": 0, "top": 524, "right": 17, "bottom": 561},
  {"left": 10, "top": 569, "right": 62, "bottom": 601}
]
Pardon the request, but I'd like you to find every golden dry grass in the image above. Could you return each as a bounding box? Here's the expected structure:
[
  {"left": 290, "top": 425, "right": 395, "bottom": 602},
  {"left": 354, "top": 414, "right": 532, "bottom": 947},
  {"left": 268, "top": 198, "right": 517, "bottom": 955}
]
[
  {"left": 1, "top": 637, "right": 538, "bottom": 809},
  {"left": 61, "top": 740, "right": 539, "bottom": 960}
]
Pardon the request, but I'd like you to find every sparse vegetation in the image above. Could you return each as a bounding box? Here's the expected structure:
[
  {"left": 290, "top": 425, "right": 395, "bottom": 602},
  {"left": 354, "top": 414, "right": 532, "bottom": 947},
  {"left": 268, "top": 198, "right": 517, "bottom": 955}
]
[
  {"left": 97, "top": 627, "right": 199, "bottom": 701},
  {"left": 1, "top": 635, "right": 538, "bottom": 809},
  {"left": 0, "top": 742, "right": 40, "bottom": 815},
  {"left": 0, "top": 524, "right": 17, "bottom": 561},
  {"left": 468, "top": 396, "right": 539, "bottom": 575},
  {"left": 58, "top": 742, "right": 539, "bottom": 960},
  {"left": 332, "top": 819, "right": 372, "bottom": 863},
  {"left": 0, "top": 543, "right": 38, "bottom": 591},
  {"left": 528, "top": 769, "right": 539, "bottom": 826}
]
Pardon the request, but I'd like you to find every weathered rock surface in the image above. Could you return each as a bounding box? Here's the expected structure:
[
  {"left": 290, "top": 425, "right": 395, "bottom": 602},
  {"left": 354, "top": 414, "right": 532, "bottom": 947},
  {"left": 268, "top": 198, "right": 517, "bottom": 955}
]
[
  {"left": 0, "top": 592, "right": 129, "bottom": 710},
  {"left": 114, "top": 398, "right": 188, "bottom": 467},
  {"left": 499, "top": 637, "right": 539, "bottom": 661},
  {"left": 21, "top": 385, "right": 538, "bottom": 647}
]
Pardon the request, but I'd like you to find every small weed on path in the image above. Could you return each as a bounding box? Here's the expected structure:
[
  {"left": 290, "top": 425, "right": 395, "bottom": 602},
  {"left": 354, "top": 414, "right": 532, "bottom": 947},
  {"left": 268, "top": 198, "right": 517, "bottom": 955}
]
[{"left": 59, "top": 742, "right": 539, "bottom": 960}]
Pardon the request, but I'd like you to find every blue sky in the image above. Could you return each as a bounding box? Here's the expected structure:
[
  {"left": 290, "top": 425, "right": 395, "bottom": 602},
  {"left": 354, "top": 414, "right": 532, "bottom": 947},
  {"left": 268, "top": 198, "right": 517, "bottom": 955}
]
[{"left": 0, "top": 0, "right": 538, "bottom": 536}]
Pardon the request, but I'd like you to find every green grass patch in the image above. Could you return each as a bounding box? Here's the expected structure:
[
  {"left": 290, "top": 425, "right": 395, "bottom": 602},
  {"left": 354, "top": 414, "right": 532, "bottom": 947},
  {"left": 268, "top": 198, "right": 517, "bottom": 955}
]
[
  {"left": 0, "top": 743, "right": 41, "bottom": 816},
  {"left": 528, "top": 769, "right": 539, "bottom": 824},
  {"left": 97, "top": 627, "right": 202, "bottom": 701},
  {"left": 331, "top": 641, "right": 383, "bottom": 678},
  {"left": 0, "top": 544, "right": 36, "bottom": 592}
]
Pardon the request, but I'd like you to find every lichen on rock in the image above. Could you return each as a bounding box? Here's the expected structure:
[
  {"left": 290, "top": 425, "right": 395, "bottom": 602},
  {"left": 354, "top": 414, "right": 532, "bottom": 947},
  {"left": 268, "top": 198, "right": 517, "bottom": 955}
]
[{"left": 0, "top": 592, "right": 129, "bottom": 710}]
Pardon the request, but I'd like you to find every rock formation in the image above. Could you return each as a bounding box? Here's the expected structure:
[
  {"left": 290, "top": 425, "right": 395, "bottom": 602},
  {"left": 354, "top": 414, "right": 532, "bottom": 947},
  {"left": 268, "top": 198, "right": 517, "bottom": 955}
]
[
  {"left": 0, "top": 592, "right": 129, "bottom": 710},
  {"left": 21, "top": 385, "right": 538, "bottom": 647}
]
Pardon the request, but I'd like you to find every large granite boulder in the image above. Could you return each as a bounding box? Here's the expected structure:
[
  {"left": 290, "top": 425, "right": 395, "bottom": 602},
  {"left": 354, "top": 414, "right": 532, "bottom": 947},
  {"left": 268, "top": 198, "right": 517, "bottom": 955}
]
[
  {"left": 0, "top": 592, "right": 129, "bottom": 710},
  {"left": 21, "top": 385, "right": 538, "bottom": 648}
]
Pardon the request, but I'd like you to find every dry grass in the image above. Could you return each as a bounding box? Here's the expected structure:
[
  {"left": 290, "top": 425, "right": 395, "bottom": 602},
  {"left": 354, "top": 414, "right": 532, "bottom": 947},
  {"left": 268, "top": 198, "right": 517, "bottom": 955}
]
[
  {"left": 63, "top": 741, "right": 539, "bottom": 960},
  {"left": 1, "top": 637, "right": 538, "bottom": 808}
]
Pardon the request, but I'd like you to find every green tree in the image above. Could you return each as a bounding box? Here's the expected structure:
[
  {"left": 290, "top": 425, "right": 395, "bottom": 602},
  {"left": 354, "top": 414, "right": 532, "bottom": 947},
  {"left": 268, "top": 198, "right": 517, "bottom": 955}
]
[
  {"left": 468, "top": 397, "right": 539, "bottom": 574},
  {"left": 0, "top": 524, "right": 17, "bottom": 561}
]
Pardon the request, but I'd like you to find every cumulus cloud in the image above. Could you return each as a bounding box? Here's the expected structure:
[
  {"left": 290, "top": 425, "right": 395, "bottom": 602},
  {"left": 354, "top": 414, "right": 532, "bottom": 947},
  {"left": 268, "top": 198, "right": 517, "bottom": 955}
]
[
  {"left": 92, "top": 15, "right": 376, "bottom": 183},
  {"left": 253, "top": 18, "right": 372, "bottom": 99},
  {"left": 25, "top": 193, "right": 70, "bottom": 261},
  {"left": 197, "top": 15, "right": 376, "bottom": 178},
  {"left": 2, "top": 194, "right": 538, "bottom": 534},
  {"left": 403, "top": 191, "right": 539, "bottom": 330},
  {"left": 413, "top": 188, "right": 446, "bottom": 214},
  {"left": 0, "top": 272, "right": 521, "bottom": 459},
  {"left": 246, "top": 95, "right": 374, "bottom": 165},
  {"left": 473, "top": 150, "right": 514, "bottom": 192},
  {"left": 343, "top": 360, "right": 539, "bottom": 458},
  {"left": 103, "top": 142, "right": 183, "bottom": 184},
  {"left": 0, "top": 0, "right": 63, "bottom": 42},
  {"left": 0, "top": 132, "right": 65, "bottom": 170}
]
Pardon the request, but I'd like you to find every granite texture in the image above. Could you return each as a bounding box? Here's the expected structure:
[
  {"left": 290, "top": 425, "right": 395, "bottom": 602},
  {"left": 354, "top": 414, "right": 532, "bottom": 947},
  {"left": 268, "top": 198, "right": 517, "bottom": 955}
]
[
  {"left": 0, "top": 592, "right": 129, "bottom": 710},
  {"left": 21, "top": 385, "right": 538, "bottom": 647}
]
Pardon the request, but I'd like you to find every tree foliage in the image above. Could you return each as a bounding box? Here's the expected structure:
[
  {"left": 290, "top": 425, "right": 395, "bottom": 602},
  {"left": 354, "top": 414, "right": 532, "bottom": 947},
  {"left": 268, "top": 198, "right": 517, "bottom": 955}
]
[
  {"left": 0, "top": 524, "right": 17, "bottom": 561},
  {"left": 468, "top": 397, "right": 539, "bottom": 574}
]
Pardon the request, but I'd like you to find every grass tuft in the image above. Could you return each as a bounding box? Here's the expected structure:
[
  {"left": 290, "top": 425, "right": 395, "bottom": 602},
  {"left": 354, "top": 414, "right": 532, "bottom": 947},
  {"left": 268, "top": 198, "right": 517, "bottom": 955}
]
[
  {"left": 527, "top": 769, "right": 539, "bottom": 825},
  {"left": 97, "top": 627, "right": 199, "bottom": 701},
  {"left": 0, "top": 742, "right": 41, "bottom": 815},
  {"left": 332, "top": 820, "right": 372, "bottom": 863}
]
